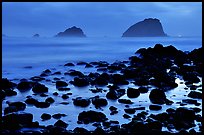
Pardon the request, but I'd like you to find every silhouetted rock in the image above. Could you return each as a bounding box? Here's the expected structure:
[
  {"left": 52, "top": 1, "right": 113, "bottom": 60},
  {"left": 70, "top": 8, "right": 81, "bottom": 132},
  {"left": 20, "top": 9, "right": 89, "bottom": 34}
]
[
  {"left": 78, "top": 110, "right": 107, "bottom": 124},
  {"left": 54, "top": 120, "right": 68, "bottom": 128},
  {"left": 127, "top": 87, "right": 140, "bottom": 98},
  {"left": 122, "top": 18, "right": 167, "bottom": 37},
  {"left": 33, "top": 34, "right": 40, "bottom": 37},
  {"left": 91, "top": 96, "right": 108, "bottom": 108},
  {"left": 56, "top": 26, "right": 86, "bottom": 37},
  {"left": 73, "top": 97, "right": 91, "bottom": 107},
  {"left": 32, "top": 83, "right": 48, "bottom": 93},
  {"left": 41, "top": 113, "right": 51, "bottom": 121},
  {"left": 188, "top": 91, "right": 202, "bottom": 99}
]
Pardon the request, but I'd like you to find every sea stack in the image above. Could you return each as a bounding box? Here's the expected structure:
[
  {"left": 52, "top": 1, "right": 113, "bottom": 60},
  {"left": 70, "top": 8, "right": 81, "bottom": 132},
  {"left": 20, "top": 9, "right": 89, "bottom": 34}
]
[
  {"left": 56, "top": 26, "right": 86, "bottom": 37},
  {"left": 122, "top": 18, "right": 167, "bottom": 37}
]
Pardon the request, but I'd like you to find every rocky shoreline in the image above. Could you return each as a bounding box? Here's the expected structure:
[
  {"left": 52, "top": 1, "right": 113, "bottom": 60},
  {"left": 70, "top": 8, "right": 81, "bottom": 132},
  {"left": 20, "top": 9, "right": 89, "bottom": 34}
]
[{"left": 1, "top": 44, "right": 202, "bottom": 134}]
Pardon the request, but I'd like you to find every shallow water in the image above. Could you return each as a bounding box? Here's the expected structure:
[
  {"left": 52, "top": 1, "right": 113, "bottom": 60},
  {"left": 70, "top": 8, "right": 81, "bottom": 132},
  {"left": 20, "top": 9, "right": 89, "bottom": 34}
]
[{"left": 2, "top": 36, "right": 202, "bottom": 132}]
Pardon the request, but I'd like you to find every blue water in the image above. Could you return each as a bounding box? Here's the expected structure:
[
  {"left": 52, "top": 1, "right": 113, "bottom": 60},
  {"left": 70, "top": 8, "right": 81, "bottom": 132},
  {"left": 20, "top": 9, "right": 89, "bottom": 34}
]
[
  {"left": 2, "top": 36, "right": 202, "bottom": 79},
  {"left": 2, "top": 36, "right": 202, "bottom": 132}
]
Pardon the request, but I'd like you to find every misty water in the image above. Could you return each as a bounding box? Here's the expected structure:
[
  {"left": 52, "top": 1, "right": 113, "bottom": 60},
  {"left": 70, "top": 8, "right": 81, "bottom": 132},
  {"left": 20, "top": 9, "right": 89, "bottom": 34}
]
[{"left": 2, "top": 36, "right": 202, "bottom": 132}]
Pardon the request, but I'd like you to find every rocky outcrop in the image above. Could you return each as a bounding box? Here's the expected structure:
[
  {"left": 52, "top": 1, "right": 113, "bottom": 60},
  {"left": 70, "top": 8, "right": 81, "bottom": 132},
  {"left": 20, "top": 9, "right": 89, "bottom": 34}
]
[
  {"left": 122, "top": 18, "right": 167, "bottom": 37},
  {"left": 56, "top": 26, "right": 86, "bottom": 37}
]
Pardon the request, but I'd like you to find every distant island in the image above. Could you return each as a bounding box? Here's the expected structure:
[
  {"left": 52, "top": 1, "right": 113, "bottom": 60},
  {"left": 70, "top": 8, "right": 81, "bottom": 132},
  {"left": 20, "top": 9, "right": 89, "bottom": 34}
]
[
  {"left": 55, "top": 26, "right": 86, "bottom": 37},
  {"left": 122, "top": 18, "right": 167, "bottom": 37}
]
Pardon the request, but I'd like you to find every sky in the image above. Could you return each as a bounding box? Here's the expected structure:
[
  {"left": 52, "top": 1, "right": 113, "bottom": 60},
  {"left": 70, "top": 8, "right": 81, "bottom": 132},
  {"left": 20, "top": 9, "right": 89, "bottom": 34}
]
[{"left": 2, "top": 2, "right": 202, "bottom": 37}]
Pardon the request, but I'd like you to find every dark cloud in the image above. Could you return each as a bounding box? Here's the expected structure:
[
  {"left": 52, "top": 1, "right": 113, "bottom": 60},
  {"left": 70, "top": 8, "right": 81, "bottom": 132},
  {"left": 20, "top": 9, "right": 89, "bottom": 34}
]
[{"left": 2, "top": 2, "right": 202, "bottom": 37}]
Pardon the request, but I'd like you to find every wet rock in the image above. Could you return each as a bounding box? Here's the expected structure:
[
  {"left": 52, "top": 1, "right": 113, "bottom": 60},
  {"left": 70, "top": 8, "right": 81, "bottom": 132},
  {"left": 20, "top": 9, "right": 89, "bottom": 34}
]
[
  {"left": 25, "top": 97, "right": 38, "bottom": 105},
  {"left": 34, "top": 101, "right": 50, "bottom": 108},
  {"left": 127, "top": 87, "right": 140, "bottom": 98},
  {"left": 45, "top": 97, "right": 55, "bottom": 104},
  {"left": 138, "top": 86, "right": 149, "bottom": 93},
  {"left": 52, "top": 71, "right": 61, "bottom": 75},
  {"left": 62, "top": 94, "right": 69, "bottom": 99},
  {"left": 149, "top": 105, "right": 162, "bottom": 111},
  {"left": 32, "top": 83, "right": 48, "bottom": 93},
  {"left": 89, "top": 88, "right": 103, "bottom": 93},
  {"left": 173, "top": 107, "right": 196, "bottom": 130},
  {"left": 135, "top": 107, "right": 146, "bottom": 110},
  {"left": 146, "top": 120, "right": 162, "bottom": 131},
  {"left": 109, "top": 106, "right": 117, "bottom": 111},
  {"left": 65, "top": 70, "right": 84, "bottom": 77},
  {"left": 40, "top": 69, "right": 52, "bottom": 77},
  {"left": 106, "top": 89, "right": 125, "bottom": 100},
  {"left": 118, "top": 99, "right": 133, "bottom": 104},
  {"left": 93, "top": 127, "right": 105, "bottom": 134},
  {"left": 56, "top": 81, "right": 68, "bottom": 88},
  {"left": 111, "top": 74, "right": 129, "bottom": 85},
  {"left": 17, "top": 81, "right": 33, "bottom": 91},
  {"left": 91, "top": 96, "right": 108, "bottom": 108},
  {"left": 52, "top": 113, "right": 67, "bottom": 119},
  {"left": 85, "top": 63, "right": 93, "bottom": 68},
  {"left": 53, "top": 92, "right": 59, "bottom": 96},
  {"left": 40, "top": 93, "right": 48, "bottom": 97},
  {"left": 4, "top": 106, "right": 18, "bottom": 114},
  {"left": 73, "top": 97, "right": 90, "bottom": 107},
  {"left": 123, "top": 114, "right": 131, "bottom": 119},
  {"left": 188, "top": 91, "right": 202, "bottom": 99},
  {"left": 78, "top": 110, "right": 107, "bottom": 124},
  {"left": 93, "top": 73, "right": 110, "bottom": 85},
  {"left": 1, "top": 78, "right": 17, "bottom": 90},
  {"left": 72, "top": 77, "right": 89, "bottom": 87},
  {"left": 2, "top": 112, "right": 33, "bottom": 130},
  {"left": 8, "top": 101, "right": 26, "bottom": 111},
  {"left": 58, "top": 87, "right": 70, "bottom": 91},
  {"left": 124, "top": 108, "right": 136, "bottom": 114},
  {"left": 149, "top": 89, "right": 167, "bottom": 104},
  {"left": 183, "top": 72, "right": 200, "bottom": 84},
  {"left": 64, "top": 62, "right": 75, "bottom": 66},
  {"left": 73, "top": 127, "right": 89, "bottom": 133},
  {"left": 54, "top": 120, "right": 68, "bottom": 128},
  {"left": 4, "top": 90, "right": 17, "bottom": 97},
  {"left": 41, "top": 113, "right": 51, "bottom": 121},
  {"left": 182, "top": 99, "right": 198, "bottom": 105}
]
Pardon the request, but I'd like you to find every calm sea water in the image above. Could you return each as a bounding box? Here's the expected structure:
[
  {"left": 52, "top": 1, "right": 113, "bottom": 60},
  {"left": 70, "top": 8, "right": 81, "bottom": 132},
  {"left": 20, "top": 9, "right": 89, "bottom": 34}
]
[
  {"left": 2, "top": 36, "right": 202, "bottom": 132},
  {"left": 2, "top": 36, "right": 202, "bottom": 79}
]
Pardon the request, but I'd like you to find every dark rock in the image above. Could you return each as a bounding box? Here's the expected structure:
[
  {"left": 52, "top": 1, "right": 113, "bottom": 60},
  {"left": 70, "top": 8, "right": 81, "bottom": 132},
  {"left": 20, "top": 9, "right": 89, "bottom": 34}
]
[
  {"left": 56, "top": 26, "right": 86, "bottom": 37},
  {"left": 62, "top": 94, "right": 69, "bottom": 99},
  {"left": 17, "top": 81, "right": 33, "bottom": 91},
  {"left": 40, "top": 69, "right": 52, "bottom": 77},
  {"left": 45, "top": 97, "right": 55, "bottom": 104},
  {"left": 93, "top": 127, "right": 105, "bottom": 134},
  {"left": 54, "top": 120, "right": 68, "bottom": 128},
  {"left": 138, "top": 86, "right": 149, "bottom": 93},
  {"left": 58, "top": 87, "right": 70, "bottom": 91},
  {"left": 146, "top": 120, "right": 162, "bottom": 131},
  {"left": 34, "top": 101, "right": 50, "bottom": 108},
  {"left": 64, "top": 62, "right": 75, "bottom": 66},
  {"left": 74, "top": 127, "right": 89, "bottom": 133},
  {"left": 182, "top": 99, "right": 198, "bottom": 105},
  {"left": 135, "top": 107, "right": 146, "bottom": 110},
  {"left": 149, "top": 89, "right": 166, "bottom": 104},
  {"left": 52, "top": 113, "right": 67, "bottom": 119},
  {"left": 91, "top": 96, "right": 108, "bottom": 108},
  {"left": 123, "top": 114, "right": 131, "bottom": 119},
  {"left": 25, "top": 97, "right": 38, "bottom": 105},
  {"left": 122, "top": 18, "right": 167, "bottom": 37},
  {"left": 2, "top": 112, "right": 33, "bottom": 130},
  {"left": 41, "top": 113, "right": 51, "bottom": 121},
  {"left": 72, "top": 77, "right": 89, "bottom": 87},
  {"left": 93, "top": 73, "right": 110, "bottom": 85},
  {"left": 183, "top": 72, "right": 200, "bottom": 84},
  {"left": 111, "top": 74, "right": 129, "bottom": 85},
  {"left": 56, "top": 81, "right": 68, "bottom": 88},
  {"left": 85, "top": 63, "right": 93, "bottom": 68},
  {"left": 4, "top": 90, "right": 17, "bottom": 97},
  {"left": 53, "top": 92, "right": 59, "bottom": 96},
  {"left": 52, "top": 71, "right": 61, "bottom": 75},
  {"left": 73, "top": 97, "right": 90, "bottom": 107},
  {"left": 149, "top": 105, "right": 162, "bottom": 111},
  {"left": 118, "top": 99, "right": 133, "bottom": 104},
  {"left": 127, "top": 87, "right": 140, "bottom": 98},
  {"left": 109, "top": 106, "right": 117, "bottom": 111},
  {"left": 106, "top": 89, "right": 125, "bottom": 100},
  {"left": 32, "top": 83, "right": 48, "bottom": 93},
  {"left": 78, "top": 110, "right": 107, "bottom": 124},
  {"left": 124, "top": 108, "right": 136, "bottom": 114},
  {"left": 4, "top": 106, "right": 18, "bottom": 114},
  {"left": 8, "top": 102, "right": 26, "bottom": 111},
  {"left": 1, "top": 78, "right": 17, "bottom": 90},
  {"left": 64, "top": 70, "right": 84, "bottom": 77},
  {"left": 188, "top": 91, "right": 202, "bottom": 99}
]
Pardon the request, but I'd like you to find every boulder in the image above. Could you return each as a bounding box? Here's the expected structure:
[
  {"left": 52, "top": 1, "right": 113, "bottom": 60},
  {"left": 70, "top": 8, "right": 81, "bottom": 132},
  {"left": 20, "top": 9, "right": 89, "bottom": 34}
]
[
  {"left": 73, "top": 97, "right": 90, "bottom": 107},
  {"left": 127, "top": 87, "right": 140, "bottom": 98},
  {"left": 32, "top": 83, "right": 48, "bottom": 93}
]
